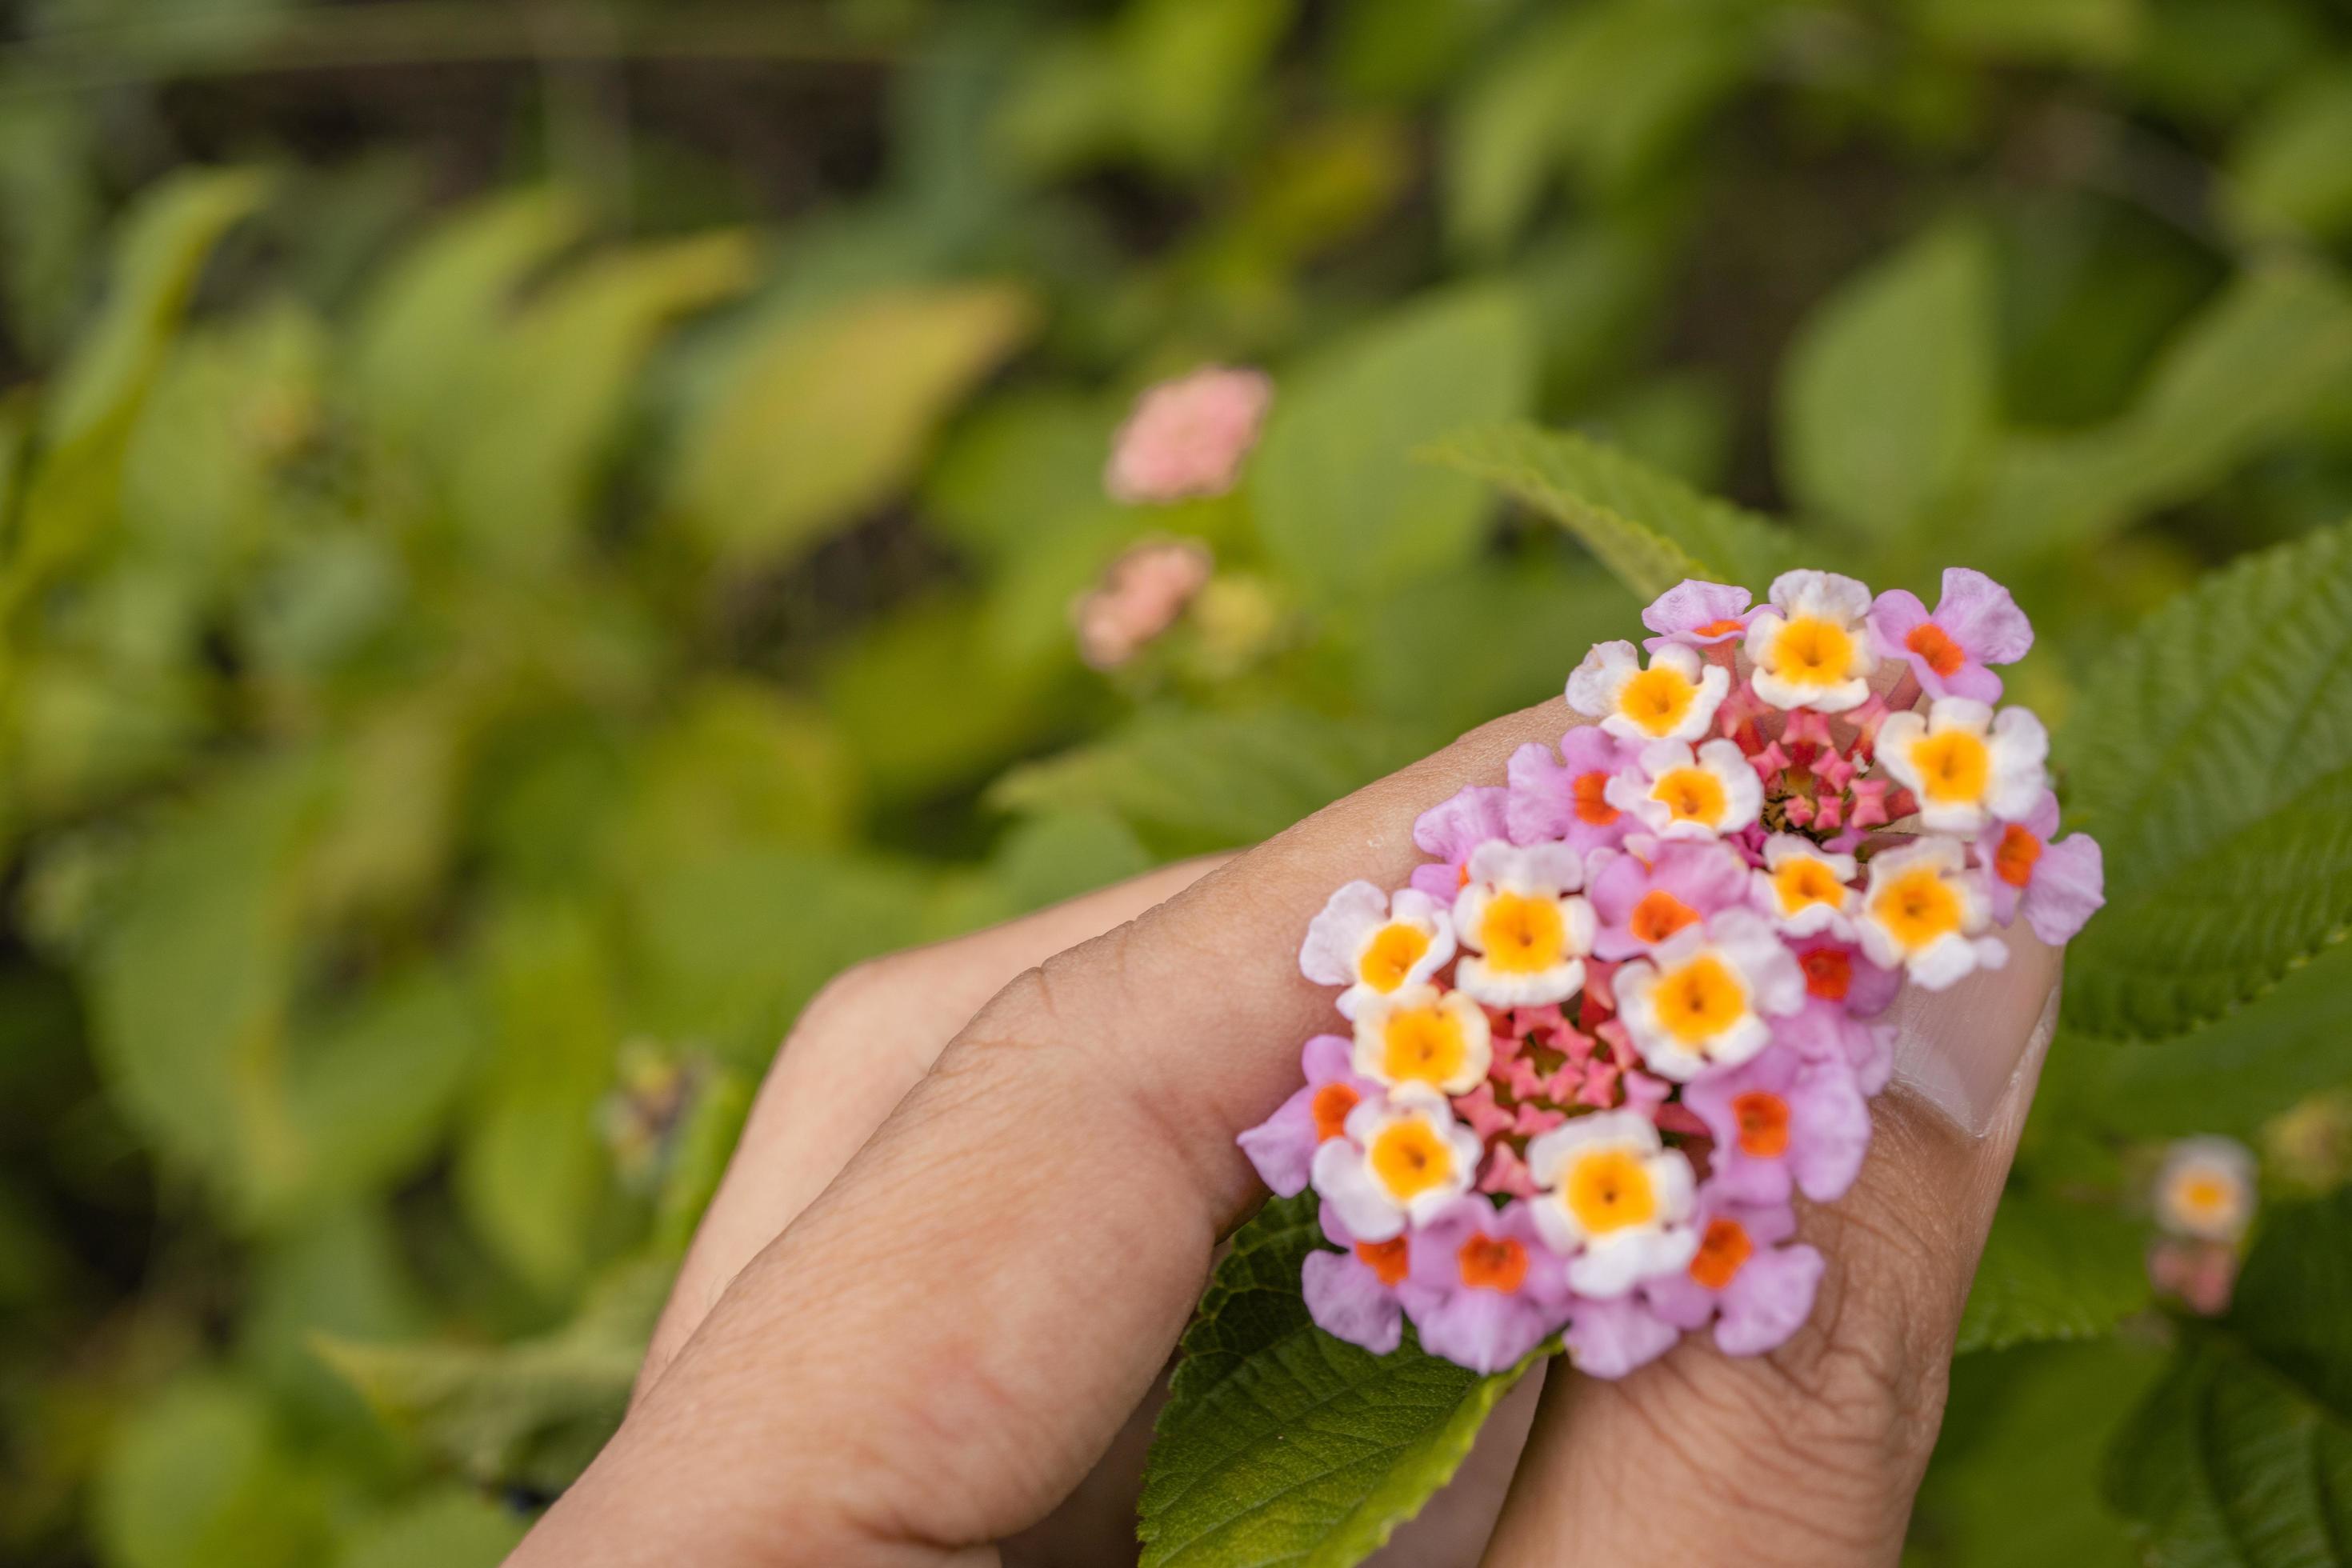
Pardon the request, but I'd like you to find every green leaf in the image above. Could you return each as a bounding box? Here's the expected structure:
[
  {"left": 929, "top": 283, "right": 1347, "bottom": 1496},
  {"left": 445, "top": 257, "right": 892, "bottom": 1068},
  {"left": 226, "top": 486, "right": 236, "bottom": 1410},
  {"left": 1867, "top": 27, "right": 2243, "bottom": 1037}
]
[
  {"left": 2059, "top": 518, "right": 2352, "bottom": 1038},
  {"left": 42, "top": 168, "right": 270, "bottom": 449},
  {"left": 989, "top": 707, "right": 1417, "bottom": 858},
  {"left": 1957, "top": 1192, "right": 2150, "bottom": 1355},
  {"left": 1777, "top": 222, "right": 1997, "bottom": 542},
  {"left": 320, "top": 1254, "right": 670, "bottom": 1493},
  {"left": 1427, "top": 422, "right": 1802, "bottom": 598},
  {"left": 334, "top": 1489, "right": 525, "bottom": 1568},
  {"left": 455, "top": 902, "right": 618, "bottom": 1294},
  {"left": 1139, "top": 1195, "right": 1545, "bottom": 1567},
  {"left": 1908, "top": 0, "right": 2142, "bottom": 65},
  {"left": 1978, "top": 263, "right": 2352, "bottom": 560},
  {"left": 93, "top": 1374, "right": 330, "bottom": 1568},
  {"left": 1252, "top": 287, "right": 1534, "bottom": 602},
  {"left": 2106, "top": 1189, "right": 2352, "bottom": 1564},
  {"left": 670, "top": 283, "right": 1038, "bottom": 566},
  {"left": 2226, "top": 63, "right": 2352, "bottom": 245}
]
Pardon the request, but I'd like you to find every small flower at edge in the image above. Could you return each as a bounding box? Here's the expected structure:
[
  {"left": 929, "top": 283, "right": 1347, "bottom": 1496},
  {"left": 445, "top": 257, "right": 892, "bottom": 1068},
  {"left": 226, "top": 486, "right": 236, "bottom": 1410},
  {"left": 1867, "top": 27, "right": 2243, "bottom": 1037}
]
[
  {"left": 1566, "top": 639, "right": 1730, "bottom": 745},
  {"left": 1866, "top": 567, "right": 2033, "bottom": 703},
  {"left": 1298, "top": 880, "right": 1457, "bottom": 1019}
]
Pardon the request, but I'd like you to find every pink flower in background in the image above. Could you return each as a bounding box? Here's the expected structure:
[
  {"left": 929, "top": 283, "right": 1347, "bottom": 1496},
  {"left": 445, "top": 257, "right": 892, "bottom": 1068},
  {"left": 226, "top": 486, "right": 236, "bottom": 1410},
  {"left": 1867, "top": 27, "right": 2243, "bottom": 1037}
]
[
  {"left": 1072, "top": 537, "right": 1213, "bottom": 670},
  {"left": 1103, "top": 365, "right": 1274, "bottom": 504},
  {"left": 1866, "top": 567, "right": 2034, "bottom": 702}
]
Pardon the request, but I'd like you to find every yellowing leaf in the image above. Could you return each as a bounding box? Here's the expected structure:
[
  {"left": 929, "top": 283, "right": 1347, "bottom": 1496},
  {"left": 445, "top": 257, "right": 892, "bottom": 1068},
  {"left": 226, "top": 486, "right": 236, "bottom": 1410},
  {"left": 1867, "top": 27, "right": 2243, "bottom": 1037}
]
[{"left": 671, "top": 284, "right": 1038, "bottom": 566}]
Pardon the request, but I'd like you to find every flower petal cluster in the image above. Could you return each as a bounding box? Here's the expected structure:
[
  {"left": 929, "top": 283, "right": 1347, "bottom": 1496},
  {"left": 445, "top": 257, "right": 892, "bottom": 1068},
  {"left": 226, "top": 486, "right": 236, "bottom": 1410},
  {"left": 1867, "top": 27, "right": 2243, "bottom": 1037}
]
[{"left": 1242, "top": 567, "right": 2104, "bottom": 1376}]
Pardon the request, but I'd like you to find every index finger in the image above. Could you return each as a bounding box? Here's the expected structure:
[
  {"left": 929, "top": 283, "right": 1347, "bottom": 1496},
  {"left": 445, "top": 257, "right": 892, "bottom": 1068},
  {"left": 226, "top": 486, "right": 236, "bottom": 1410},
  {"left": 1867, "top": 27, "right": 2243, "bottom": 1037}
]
[{"left": 517, "top": 700, "right": 1575, "bottom": 1566}]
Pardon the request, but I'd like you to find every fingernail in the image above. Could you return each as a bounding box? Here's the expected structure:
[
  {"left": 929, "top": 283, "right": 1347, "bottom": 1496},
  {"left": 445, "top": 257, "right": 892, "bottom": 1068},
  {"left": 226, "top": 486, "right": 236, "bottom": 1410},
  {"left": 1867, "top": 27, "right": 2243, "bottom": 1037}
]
[{"left": 1886, "top": 926, "right": 2064, "bottom": 1137}]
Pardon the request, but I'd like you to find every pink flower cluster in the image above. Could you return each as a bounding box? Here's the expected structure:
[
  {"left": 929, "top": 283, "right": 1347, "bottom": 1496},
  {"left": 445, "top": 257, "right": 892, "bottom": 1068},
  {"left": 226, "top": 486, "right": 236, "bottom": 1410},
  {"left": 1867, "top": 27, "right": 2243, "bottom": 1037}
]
[{"left": 1239, "top": 569, "right": 2106, "bottom": 1377}]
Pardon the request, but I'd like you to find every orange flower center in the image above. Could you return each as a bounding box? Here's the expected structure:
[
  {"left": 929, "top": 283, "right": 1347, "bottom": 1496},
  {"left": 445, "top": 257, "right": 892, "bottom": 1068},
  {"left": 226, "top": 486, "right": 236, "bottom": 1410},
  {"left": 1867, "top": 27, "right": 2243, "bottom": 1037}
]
[
  {"left": 1629, "top": 889, "right": 1701, "bottom": 945},
  {"left": 1994, "top": 823, "right": 2042, "bottom": 889},
  {"left": 1311, "top": 1082, "right": 1360, "bottom": 1143},
  {"left": 1355, "top": 1236, "right": 1410, "bottom": 1286},
  {"left": 1574, "top": 770, "right": 1620, "bottom": 826},
  {"left": 1732, "top": 1090, "right": 1790, "bottom": 1157},
  {"left": 1904, "top": 622, "right": 1966, "bottom": 678},
  {"left": 1696, "top": 618, "right": 1746, "bottom": 637},
  {"left": 1690, "top": 1217, "right": 1754, "bottom": 1290},
  {"left": 1800, "top": 946, "right": 1852, "bottom": 1000},
  {"left": 1458, "top": 1234, "right": 1530, "bottom": 1293}
]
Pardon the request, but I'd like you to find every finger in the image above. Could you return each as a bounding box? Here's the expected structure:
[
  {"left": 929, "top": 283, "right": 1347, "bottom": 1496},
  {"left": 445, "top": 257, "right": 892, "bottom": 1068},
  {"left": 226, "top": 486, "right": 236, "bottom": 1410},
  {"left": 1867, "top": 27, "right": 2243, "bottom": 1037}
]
[
  {"left": 517, "top": 701, "right": 1574, "bottom": 1566},
  {"left": 1481, "top": 926, "right": 2063, "bottom": 1567},
  {"left": 638, "top": 856, "right": 1230, "bottom": 1402}
]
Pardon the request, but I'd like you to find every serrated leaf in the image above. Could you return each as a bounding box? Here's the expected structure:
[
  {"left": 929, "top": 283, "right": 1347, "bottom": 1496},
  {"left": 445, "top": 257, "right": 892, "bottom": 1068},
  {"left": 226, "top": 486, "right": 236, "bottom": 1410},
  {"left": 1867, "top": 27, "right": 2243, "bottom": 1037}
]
[
  {"left": 320, "top": 1254, "right": 670, "bottom": 1493},
  {"left": 1777, "top": 222, "right": 1996, "bottom": 542},
  {"left": 2059, "top": 518, "right": 2352, "bottom": 1038},
  {"left": 1957, "top": 1193, "right": 2150, "bottom": 1354},
  {"left": 1978, "top": 264, "right": 2352, "bottom": 560},
  {"left": 670, "top": 283, "right": 1038, "bottom": 566},
  {"left": 1138, "top": 1195, "right": 1544, "bottom": 1568},
  {"left": 1428, "top": 422, "right": 1802, "bottom": 598},
  {"left": 989, "top": 707, "right": 1417, "bottom": 858},
  {"left": 2106, "top": 1190, "right": 2352, "bottom": 1565},
  {"left": 1252, "top": 287, "right": 1533, "bottom": 602}
]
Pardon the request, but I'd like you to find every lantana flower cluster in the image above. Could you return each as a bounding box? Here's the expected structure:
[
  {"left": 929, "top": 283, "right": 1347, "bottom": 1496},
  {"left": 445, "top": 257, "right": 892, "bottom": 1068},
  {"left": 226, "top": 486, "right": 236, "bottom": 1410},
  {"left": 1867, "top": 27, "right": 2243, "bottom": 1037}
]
[{"left": 1240, "top": 568, "right": 2106, "bottom": 1378}]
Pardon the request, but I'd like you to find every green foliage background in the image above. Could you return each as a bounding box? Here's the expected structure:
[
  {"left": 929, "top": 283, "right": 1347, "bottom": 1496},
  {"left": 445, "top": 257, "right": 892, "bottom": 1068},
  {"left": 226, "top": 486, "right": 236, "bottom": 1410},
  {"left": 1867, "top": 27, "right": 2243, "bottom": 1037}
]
[{"left": 2, "top": 1, "right": 2350, "bottom": 1564}]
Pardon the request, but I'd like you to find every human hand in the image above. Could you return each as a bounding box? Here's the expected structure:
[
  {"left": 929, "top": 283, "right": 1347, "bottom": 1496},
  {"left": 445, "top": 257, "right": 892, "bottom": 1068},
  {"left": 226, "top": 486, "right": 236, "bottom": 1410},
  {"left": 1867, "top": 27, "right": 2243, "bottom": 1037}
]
[{"left": 514, "top": 698, "right": 2062, "bottom": 1566}]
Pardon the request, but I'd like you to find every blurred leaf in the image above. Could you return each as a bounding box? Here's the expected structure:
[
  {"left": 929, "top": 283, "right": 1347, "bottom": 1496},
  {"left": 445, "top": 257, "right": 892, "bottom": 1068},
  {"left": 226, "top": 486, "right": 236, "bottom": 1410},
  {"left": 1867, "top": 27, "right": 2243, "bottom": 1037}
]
[
  {"left": 92, "top": 1375, "right": 329, "bottom": 1568},
  {"left": 922, "top": 390, "right": 1122, "bottom": 562},
  {"left": 2060, "top": 518, "right": 2352, "bottom": 1038},
  {"left": 1252, "top": 287, "right": 1533, "bottom": 602},
  {"left": 1778, "top": 222, "right": 1997, "bottom": 543},
  {"left": 449, "top": 231, "right": 755, "bottom": 564},
  {"left": 1138, "top": 1194, "right": 1543, "bottom": 1568},
  {"left": 1978, "top": 263, "right": 2352, "bottom": 561},
  {"left": 42, "top": 168, "right": 270, "bottom": 450},
  {"left": 1914, "top": 1340, "right": 2160, "bottom": 1568},
  {"left": 83, "top": 763, "right": 315, "bottom": 1208},
  {"left": 2226, "top": 62, "right": 2352, "bottom": 246},
  {"left": 1445, "top": 0, "right": 1750, "bottom": 255},
  {"left": 651, "top": 1067, "right": 752, "bottom": 1256},
  {"left": 1429, "top": 423, "right": 1802, "bottom": 598},
  {"left": 320, "top": 1254, "right": 670, "bottom": 1494},
  {"left": 990, "top": 707, "right": 1414, "bottom": 858},
  {"left": 2106, "top": 1189, "right": 2352, "bottom": 1563},
  {"left": 671, "top": 284, "right": 1038, "bottom": 567},
  {"left": 1958, "top": 1193, "right": 2149, "bottom": 1355},
  {"left": 242, "top": 1202, "right": 424, "bottom": 1426},
  {"left": 618, "top": 679, "right": 856, "bottom": 873},
  {"left": 346, "top": 190, "right": 586, "bottom": 445},
  {"left": 457, "top": 903, "right": 618, "bottom": 1294},
  {"left": 334, "top": 1489, "right": 524, "bottom": 1568},
  {"left": 0, "top": 97, "right": 100, "bottom": 356},
  {"left": 1910, "top": 0, "right": 2142, "bottom": 65}
]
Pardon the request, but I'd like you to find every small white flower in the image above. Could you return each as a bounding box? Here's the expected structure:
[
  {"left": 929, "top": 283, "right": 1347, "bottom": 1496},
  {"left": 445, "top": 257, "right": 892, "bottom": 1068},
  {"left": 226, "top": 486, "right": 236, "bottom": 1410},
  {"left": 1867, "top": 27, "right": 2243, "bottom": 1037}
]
[
  {"left": 2153, "top": 1136, "right": 2258, "bottom": 1243},
  {"left": 1744, "top": 568, "right": 1877, "bottom": 713},
  {"left": 1605, "top": 738, "right": 1763, "bottom": 841},
  {"left": 1451, "top": 841, "right": 1597, "bottom": 1007},
  {"left": 1854, "top": 838, "right": 2006, "bottom": 989},
  {"left": 1876, "top": 698, "right": 2048, "bottom": 835},
  {"left": 1300, "top": 880, "right": 1457, "bottom": 1019},
  {"left": 1350, "top": 983, "right": 1493, "bottom": 1094},
  {"left": 1614, "top": 910, "right": 1805, "bottom": 1081},
  {"left": 1526, "top": 1110, "right": 1699, "bottom": 1296},
  {"left": 1566, "top": 639, "right": 1730, "bottom": 745},
  {"left": 1750, "top": 834, "right": 1858, "bottom": 939},
  {"left": 1311, "top": 1085, "right": 1484, "bottom": 1242}
]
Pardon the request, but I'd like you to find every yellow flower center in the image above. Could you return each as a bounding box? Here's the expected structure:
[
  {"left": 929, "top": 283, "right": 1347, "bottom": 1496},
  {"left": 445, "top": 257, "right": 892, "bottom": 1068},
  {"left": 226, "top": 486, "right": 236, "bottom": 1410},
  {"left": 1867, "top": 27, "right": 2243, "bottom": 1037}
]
[
  {"left": 1358, "top": 922, "right": 1430, "bottom": 992},
  {"left": 1908, "top": 729, "right": 1990, "bottom": 805},
  {"left": 1653, "top": 766, "right": 1727, "bottom": 825},
  {"left": 1870, "top": 866, "right": 1963, "bottom": 950},
  {"left": 1651, "top": 954, "right": 1748, "bottom": 1045},
  {"left": 1477, "top": 892, "right": 1568, "bottom": 974},
  {"left": 1381, "top": 1003, "right": 1470, "bottom": 1086},
  {"left": 1769, "top": 615, "right": 1856, "bottom": 686},
  {"left": 1370, "top": 1119, "right": 1456, "bottom": 1201},
  {"left": 1772, "top": 856, "right": 1847, "bottom": 913},
  {"left": 2176, "top": 1173, "right": 2230, "bottom": 1219},
  {"left": 1564, "top": 1148, "right": 1660, "bottom": 1234},
  {"left": 1618, "top": 666, "right": 1698, "bottom": 736}
]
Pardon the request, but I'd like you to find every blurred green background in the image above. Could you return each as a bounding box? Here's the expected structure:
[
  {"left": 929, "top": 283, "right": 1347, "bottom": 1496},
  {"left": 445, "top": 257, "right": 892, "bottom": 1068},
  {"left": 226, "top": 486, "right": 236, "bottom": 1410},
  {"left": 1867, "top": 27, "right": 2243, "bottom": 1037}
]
[{"left": 4, "top": 1, "right": 2352, "bottom": 1564}]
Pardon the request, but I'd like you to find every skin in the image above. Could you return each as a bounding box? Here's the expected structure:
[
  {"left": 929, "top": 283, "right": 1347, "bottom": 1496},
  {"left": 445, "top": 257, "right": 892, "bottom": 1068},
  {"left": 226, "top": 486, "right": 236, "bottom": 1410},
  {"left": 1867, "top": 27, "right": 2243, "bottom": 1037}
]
[{"left": 515, "top": 699, "right": 2062, "bottom": 1566}]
